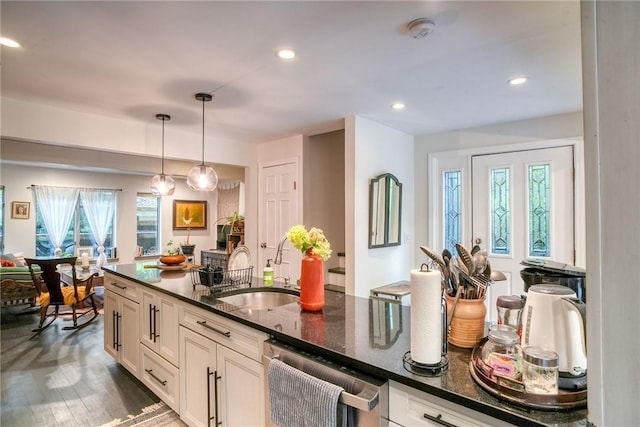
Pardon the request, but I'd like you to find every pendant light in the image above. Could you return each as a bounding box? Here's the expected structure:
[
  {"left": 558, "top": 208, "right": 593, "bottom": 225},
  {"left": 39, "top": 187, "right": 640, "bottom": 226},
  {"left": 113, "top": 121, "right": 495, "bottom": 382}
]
[
  {"left": 150, "top": 113, "right": 176, "bottom": 196},
  {"left": 187, "top": 93, "right": 218, "bottom": 191}
]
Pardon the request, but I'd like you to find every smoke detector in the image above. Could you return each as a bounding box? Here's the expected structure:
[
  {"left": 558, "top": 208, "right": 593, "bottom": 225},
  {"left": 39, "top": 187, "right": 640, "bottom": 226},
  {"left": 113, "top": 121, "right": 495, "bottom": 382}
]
[{"left": 407, "top": 18, "right": 436, "bottom": 39}]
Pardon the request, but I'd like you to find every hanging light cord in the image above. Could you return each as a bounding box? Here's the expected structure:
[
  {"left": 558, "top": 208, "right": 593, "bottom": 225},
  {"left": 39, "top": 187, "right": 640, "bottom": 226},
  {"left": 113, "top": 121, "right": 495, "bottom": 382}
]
[
  {"left": 161, "top": 116, "right": 166, "bottom": 174},
  {"left": 201, "top": 97, "right": 205, "bottom": 165}
]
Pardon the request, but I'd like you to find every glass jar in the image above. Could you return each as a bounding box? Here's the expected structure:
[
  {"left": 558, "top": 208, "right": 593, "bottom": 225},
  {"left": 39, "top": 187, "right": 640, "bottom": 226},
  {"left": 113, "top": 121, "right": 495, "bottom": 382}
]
[
  {"left": 481, "top": 329, "right": 521, "bottom": 379},
  {"left": 496, "top": 295, "right": 524, "bottom": 337},
  {"left": 522, "top": 346, "right": 559, "bottom": 394}
]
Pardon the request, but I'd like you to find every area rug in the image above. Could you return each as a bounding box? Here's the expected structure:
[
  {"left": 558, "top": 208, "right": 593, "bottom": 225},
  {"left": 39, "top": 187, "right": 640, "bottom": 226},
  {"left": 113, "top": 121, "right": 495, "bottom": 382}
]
[{"left": 100, "top": 401, "right": 186, "bottom": 426}]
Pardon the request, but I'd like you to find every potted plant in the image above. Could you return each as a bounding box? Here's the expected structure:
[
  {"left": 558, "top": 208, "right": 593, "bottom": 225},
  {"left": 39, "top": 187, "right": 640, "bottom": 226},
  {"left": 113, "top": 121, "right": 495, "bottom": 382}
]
[
  {"left": 180, "top": 227, "right": 196, "bottom": 256},
  {"left": 160, "top": 240, "right": 186, "bottom": 265}
]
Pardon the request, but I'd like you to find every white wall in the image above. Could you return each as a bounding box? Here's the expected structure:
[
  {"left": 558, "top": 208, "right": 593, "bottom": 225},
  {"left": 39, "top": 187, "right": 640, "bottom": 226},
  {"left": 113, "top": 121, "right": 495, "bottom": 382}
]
[
  {"left": 345, "top": 115, "right": 414, "bottom": 299},
  {"left": 1, "top": 97, "right": 255, "bottom": 168},
  {"left": 1, "top": 163, "right": 217, "bottom": 264}
]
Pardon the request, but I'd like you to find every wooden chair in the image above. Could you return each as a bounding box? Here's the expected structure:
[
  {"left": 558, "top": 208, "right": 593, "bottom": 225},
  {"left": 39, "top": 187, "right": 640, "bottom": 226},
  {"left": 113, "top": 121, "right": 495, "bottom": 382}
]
[{"left": 25, "top": 257, "right": 99, "bottom": 332}]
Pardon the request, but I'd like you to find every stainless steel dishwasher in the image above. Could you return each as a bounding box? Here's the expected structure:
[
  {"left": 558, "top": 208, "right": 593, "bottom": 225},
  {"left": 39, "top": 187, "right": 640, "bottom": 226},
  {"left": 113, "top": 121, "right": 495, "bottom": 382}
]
[{"left": 263, "top": 339, "right": 389, "bottom": 427}]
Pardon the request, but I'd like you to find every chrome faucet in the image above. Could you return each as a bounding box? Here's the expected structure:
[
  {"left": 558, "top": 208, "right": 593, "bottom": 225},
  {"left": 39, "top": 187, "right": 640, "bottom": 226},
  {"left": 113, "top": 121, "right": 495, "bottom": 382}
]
[
  {"left": 274, "top": 276, "right": 291, "bottom": 288},
  {"left": 274, "top": 235, "right": 287, "bottom": 265}
]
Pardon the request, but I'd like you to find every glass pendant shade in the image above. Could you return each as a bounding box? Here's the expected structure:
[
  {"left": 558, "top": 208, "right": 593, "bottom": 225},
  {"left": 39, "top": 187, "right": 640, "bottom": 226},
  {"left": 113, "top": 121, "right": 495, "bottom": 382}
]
[
  {"left": 150, "top": 113, "right": 175, "bottom": 196},
  {"left": 189, "top": 92, "right": 218, "bottom": 192},
  {"left": 187, "top": 164, "right": 218, "bottom": 191},
  {"left": 150, "top": 173, "right": 176, "bottom": 196}
]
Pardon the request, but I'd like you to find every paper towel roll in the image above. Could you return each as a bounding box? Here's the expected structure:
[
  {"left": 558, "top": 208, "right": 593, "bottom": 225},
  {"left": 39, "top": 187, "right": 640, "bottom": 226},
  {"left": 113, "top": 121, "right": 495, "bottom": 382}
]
[{"left": 410, "top": 268, "right": 442, "bottom": 364}]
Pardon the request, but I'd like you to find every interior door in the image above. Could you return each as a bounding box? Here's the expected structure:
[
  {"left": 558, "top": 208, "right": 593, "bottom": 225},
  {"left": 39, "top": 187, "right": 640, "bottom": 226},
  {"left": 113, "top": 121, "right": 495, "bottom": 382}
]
[
  {"left": 471, "top": 146, "right": 575, "bottom": 322},
  {"left": 259, "top": 160, "right": 299, "bottom": 280}
]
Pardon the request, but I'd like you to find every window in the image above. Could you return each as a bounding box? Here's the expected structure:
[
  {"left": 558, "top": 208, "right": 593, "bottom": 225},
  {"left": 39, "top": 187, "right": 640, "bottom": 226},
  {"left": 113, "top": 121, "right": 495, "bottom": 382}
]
[
  {"left": 35, "top": 197, "right": 115, "bottom": 257},
  {"left": 443, "top": 171, "right": 462, "bottom": 256},
  {"left": 528, "top": 163, "right": 551, "bottom": 257},
  {"left": 490, "top": 167, "right": 511, "bottom": 255},
  {"left": 136, "top": 194, "right": 160, "bottom": 256}
]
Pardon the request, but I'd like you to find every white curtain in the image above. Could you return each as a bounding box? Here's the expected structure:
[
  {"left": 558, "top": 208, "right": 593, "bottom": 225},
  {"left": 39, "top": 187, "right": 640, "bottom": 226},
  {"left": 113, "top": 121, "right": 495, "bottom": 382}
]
[
  {"left": 80, "top": 189, "right": 116, "bottom": 268},
  {"left": 33, "top": 186, "right": 79, "bottom": 257}
]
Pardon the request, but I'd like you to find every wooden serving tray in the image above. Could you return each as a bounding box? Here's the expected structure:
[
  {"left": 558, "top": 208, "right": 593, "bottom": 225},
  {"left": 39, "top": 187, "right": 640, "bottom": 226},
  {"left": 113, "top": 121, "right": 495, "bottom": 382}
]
[{"left": 469, "top": 339, "right": 587, "bottom": 411}]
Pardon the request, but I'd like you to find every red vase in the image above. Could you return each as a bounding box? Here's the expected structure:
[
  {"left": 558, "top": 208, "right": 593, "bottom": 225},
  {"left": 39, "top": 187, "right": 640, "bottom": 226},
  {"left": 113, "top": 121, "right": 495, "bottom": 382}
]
[{"left": 300, "top": 248, "right": 324, "bottom": 311}]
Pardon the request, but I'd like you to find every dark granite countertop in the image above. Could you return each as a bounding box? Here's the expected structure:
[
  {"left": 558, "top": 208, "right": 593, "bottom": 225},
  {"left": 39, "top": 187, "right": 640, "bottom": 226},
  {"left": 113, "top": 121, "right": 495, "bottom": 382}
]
[{"left": 103, "top": 263, "right": 589, "bottom": 427}]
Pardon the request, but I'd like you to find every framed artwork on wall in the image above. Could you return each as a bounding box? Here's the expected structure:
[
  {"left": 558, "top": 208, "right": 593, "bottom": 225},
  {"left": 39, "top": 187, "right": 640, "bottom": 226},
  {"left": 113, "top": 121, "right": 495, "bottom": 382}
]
[
  {"left": 11, "top": 201, "right": 30, "bottom": 219},
  {"left": 173, "top": 200, "right": 207, "bottom": 230}
]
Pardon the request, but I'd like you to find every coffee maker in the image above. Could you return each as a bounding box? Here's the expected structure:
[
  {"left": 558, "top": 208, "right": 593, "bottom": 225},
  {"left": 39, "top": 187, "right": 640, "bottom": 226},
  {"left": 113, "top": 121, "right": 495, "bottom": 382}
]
[{"left": 520, "top": 258, "right": 586, "bottom": 302}]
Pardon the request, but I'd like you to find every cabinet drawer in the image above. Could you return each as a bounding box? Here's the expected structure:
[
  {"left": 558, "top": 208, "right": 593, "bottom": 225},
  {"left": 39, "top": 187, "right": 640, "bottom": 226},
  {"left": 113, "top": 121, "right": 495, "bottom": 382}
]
[
  {"left": 140, "top": 344, "right": 180, "bottom": 413},
  {"left": 179, "top": 305, "right": 267, "bottom": 363},
  {"left": 389, "top": 381, "right": 513, "bottom": 427},
  {"left": 104, "top": 274, "right": 139, "bottom": 302}
]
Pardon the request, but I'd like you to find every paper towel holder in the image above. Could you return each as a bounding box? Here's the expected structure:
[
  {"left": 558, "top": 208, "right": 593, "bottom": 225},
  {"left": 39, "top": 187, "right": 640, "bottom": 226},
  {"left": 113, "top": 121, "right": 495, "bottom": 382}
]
[{"left": 403, "top": 281, "right": 449, "bottom": 377}]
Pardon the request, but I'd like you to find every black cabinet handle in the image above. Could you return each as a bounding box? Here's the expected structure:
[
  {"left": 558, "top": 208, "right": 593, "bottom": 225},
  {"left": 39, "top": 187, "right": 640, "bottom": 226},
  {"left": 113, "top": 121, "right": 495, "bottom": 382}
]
[
  {"left": 197, "top": 320, "right": 231, "bottom": 337},
  {"left": 148, "top": 304, "right": 153, "bottom": 341},
  {"left": 153, "top": 305, "right": 159, "bottom": 341},
  {"left": 207, "top": 366, "right": 215, "bottom": 426},
  {"left": 214, "top": 370, "right": 221, "bottom": 426},
  {"left": 423, "top": 412, "right": 457, "bottom": 427},
  {"left": 112, "top": 310, "right": 118, "bottom": 349},
  {"left": 145, "top": 368, "right": 167, "bottom": 386},
  {"left": 111, "top": 282, "right": 127, "bottom": 290}
]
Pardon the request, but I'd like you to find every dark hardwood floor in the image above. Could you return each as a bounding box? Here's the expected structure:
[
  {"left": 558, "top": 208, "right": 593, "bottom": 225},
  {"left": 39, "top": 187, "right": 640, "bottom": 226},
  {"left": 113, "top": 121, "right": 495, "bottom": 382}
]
[{"left": 1, "top": 306, "right": 161, "bottom": 426}]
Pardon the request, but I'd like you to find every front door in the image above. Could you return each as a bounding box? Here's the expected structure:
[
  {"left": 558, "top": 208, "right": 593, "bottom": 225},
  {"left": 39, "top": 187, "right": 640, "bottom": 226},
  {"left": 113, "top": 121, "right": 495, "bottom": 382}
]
[
  {"left": 471, "top": 146, "right": 575, "bottom": 321},
  {"left": 258, "top": 160, "right": 299, "bottom": 280}
]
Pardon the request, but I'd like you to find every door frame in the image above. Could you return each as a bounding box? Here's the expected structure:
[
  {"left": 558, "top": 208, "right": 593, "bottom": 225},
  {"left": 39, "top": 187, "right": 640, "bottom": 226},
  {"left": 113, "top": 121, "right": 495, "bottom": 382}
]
[{"left": 427, "top": 137, "right": 586, "bottom": 267}]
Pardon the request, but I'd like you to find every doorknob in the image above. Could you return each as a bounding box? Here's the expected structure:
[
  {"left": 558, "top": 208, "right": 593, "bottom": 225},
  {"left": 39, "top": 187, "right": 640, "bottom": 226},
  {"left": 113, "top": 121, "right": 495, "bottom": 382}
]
[
  {"left": 260, "top": 242, "right": 267, "bottom": 248},
  {"left": 475, "top": 238, "right": 482, "bottom": 244}
]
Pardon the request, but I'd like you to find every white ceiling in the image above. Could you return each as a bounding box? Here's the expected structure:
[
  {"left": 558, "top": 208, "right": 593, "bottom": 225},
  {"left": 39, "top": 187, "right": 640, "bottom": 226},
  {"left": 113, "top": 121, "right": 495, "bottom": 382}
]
[{"left": 1, "top": 1, "right": 583, "bottom": 145}]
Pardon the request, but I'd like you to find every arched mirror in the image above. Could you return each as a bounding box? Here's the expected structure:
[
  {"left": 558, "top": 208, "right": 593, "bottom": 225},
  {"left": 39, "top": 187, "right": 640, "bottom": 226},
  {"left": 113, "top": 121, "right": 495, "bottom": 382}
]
[{"left": 369, "top": 173, "right": 402, "bottom": 248}]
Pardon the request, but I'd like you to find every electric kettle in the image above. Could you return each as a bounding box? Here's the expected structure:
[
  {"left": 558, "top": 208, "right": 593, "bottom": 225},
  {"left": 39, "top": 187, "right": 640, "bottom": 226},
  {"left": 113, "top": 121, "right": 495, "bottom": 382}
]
[{"left": 521, "top": 284, "right": 587, "bottom": 389}]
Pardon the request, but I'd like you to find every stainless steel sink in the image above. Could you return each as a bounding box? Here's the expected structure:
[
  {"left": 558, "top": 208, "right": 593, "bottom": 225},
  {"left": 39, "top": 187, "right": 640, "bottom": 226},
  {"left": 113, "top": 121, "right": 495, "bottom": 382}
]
[{"left": 217, "top": 289, "right": 299, "bottom": 311}]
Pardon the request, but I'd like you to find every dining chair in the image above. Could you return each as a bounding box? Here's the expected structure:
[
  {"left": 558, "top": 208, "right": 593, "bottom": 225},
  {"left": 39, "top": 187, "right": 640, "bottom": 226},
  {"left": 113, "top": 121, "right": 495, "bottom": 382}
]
[{"left": 25, "top": 256, "right": 99, "bottom": 332}]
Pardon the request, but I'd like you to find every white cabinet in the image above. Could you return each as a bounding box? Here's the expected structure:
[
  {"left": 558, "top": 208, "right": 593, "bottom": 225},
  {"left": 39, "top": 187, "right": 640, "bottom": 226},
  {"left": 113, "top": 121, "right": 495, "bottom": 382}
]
[
  {"left": 179, "top": 326, "right": 217, "bottom": 427},
  {"left": 389, "top": 381, "right": 514, "bottom": 427},
  {"left": 141, "top": 289, "right": 179, "bottom": 366},
  {"left": 216, "top": 344, "right": 264, "bottom": 427},
  {"left": 104, "top": 276, "right": 140, "bottom": 377},
  {"left": 140, "top": 344, "right": 180, "bottom": 412},
  {"left": 179, "top": 305, "right": 267, "bottom": 427}
]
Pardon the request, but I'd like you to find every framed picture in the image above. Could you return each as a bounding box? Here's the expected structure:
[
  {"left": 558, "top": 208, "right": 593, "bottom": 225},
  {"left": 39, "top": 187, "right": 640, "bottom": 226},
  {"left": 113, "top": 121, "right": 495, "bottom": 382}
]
[
  {"left": 76, "top": 246, "right": 94, "bottom": 258},
  {"left": 11, "top": 201, "right": 30, "bottom": 219},
  {"left": 173, "top": 200, "right": 207, "bottom": 230}
]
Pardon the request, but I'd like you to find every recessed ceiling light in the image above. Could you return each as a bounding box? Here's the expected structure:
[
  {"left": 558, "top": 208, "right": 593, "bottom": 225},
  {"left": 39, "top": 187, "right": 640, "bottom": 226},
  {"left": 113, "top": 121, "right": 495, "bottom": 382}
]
[
  {"left": 391, "top": 103, "right": 406, "bottom": 110},
  {"left": 276, "top": 49, "right": 295, "bottom": 60},
  {"left": 508, "top": 76, "right": 528, "bottom": 86},
  {"left": 0, "top": 37, "right": 20, "bottom": 48}
]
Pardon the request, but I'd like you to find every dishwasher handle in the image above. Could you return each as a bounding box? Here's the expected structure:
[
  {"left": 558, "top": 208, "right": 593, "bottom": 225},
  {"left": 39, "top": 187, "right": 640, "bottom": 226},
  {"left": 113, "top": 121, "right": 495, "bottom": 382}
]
[{"left": 263, "top": 353, "right": 380, "bottom": 412}]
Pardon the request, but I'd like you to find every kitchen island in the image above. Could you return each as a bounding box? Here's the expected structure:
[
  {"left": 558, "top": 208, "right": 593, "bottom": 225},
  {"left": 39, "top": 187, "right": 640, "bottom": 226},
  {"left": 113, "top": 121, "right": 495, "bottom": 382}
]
[{"left": 103, "top": 263, "right": 589, "bottom": 427}]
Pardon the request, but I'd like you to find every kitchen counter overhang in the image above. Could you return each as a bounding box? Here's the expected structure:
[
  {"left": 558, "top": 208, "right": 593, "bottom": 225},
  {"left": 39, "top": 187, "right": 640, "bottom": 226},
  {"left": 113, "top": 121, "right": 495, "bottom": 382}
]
[{"left": 103, "top": 263, "right": 588, "bottom": 427}]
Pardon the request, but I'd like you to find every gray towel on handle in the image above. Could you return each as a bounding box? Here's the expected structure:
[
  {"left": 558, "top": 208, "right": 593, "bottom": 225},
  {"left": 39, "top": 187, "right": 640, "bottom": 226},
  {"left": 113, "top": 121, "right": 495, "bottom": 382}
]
[{"left": 269, "top": 358, "right": 344, "bottom": 427}]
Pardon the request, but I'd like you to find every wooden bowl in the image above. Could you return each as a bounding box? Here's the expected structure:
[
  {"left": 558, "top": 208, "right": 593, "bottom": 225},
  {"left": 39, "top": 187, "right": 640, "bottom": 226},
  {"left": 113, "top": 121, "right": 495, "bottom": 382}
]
[{"left": 159, "top": 254, "right": 186, "bottom": 266}]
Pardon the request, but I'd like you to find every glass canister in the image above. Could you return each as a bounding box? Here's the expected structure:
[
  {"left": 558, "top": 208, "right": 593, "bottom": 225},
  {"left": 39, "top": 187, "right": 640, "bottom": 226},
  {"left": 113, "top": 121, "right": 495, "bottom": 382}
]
[
  {"left": 481, "top": 329, "right": 521, "bottom": 379},
  {"left": 496, "top": 295, "right": 524, "bottom": 337},
  {"left": 522, "top": 346, "right": 559, "bottom": 394}
]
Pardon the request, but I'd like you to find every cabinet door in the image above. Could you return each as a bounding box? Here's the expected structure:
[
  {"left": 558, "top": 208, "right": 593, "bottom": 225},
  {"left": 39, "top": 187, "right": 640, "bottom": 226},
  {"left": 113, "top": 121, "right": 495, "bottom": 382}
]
[
  {"left": 104, "top": 291, "right": 119, "bottom": 359},
  {"left": 120, "top": 297, "right": 140, "bottom": 377},
  {"left": 141, "top": 290, "right": 156, "bottom": 349},
  {"left": 141, "top": 290, "right": 180, "bottom": 366},
  {"left": 180, "top": 326, "right": 217, "bottom": 427},
  {"left": 217, "top": 345, "right": 264, "bottom": 427},
  {"left": 156, "top": 294, "right": 179, "bottom": 366}
]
